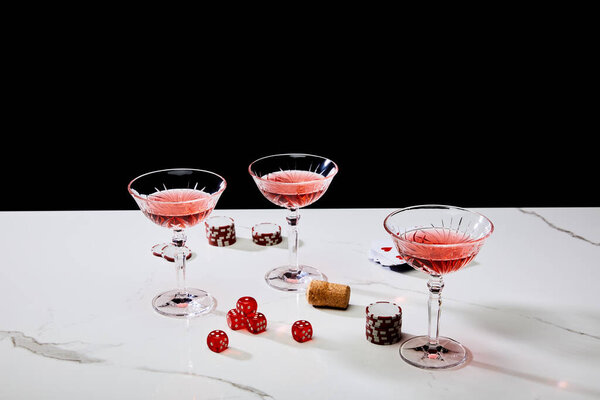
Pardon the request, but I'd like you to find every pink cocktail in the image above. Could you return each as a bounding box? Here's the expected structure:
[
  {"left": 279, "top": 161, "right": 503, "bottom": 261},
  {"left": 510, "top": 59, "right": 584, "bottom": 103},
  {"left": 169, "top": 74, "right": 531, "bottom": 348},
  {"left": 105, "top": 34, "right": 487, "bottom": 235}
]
[
  {"left": 384, "top": 205, "right": 493, "bottom": 369},
  {"left": 256, "top": 170, "right": 331, "bottom": 209},
  {"left": 129, "top": 169, "right": 226, "bottom": 318},
  {"left": 142, "top": 188, "right": 214, "bottom": 229},
  {"left": 249, "top": 154, "right": 338, "bottom": 291},
  {"left": 392, "top": 227, "right": 485, "bottom": 275}
]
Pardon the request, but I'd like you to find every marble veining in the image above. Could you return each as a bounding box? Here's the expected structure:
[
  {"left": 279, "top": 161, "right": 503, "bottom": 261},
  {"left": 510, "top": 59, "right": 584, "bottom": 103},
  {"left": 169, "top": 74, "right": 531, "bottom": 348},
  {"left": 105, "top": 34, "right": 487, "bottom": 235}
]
[
  {"left": 136, "top": 366, "right": 274, "bottom": 399},
  {"left": 0, "top": 330, "right": 105, "bottom": 364},
  {"left": 0, "top": 329, "right": 275, "bottom": 398},
  {"left": 518, "top": 208, "right": 600, "bottom": 246}
]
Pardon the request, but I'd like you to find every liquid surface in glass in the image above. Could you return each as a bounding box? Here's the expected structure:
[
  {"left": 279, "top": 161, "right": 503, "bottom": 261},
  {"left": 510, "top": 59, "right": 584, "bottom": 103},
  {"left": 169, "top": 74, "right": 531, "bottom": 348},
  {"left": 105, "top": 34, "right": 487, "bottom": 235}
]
[
  {"left": 143, "top": 188, "right": 213, "bottom": 229},
  {"left": 258, "top": 170, "right": 329, "bottom": 209},
  {"left": 392, "top": 227, "right": 482, "bottom": 275}
]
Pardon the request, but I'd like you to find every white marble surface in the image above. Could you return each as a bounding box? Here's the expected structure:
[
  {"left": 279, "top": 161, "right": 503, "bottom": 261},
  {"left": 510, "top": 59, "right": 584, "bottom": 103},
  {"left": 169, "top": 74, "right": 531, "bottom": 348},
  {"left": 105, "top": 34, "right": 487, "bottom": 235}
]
[{"left": 0, "top": 207, "right": 599, "bottom": 399}]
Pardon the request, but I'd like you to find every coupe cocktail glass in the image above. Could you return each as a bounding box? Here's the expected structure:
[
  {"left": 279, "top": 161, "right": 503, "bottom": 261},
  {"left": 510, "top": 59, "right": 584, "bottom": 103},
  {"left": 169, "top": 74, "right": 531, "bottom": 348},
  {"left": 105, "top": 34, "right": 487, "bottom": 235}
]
[
  {"left": 249, "top": 153, "right": 338, "bottom": 291},
  {"left": 128, "top": 168, "right": 226, "bottom": 318},
  {"left": 384, "top": 205, "right": 494, "bottom": 369}
]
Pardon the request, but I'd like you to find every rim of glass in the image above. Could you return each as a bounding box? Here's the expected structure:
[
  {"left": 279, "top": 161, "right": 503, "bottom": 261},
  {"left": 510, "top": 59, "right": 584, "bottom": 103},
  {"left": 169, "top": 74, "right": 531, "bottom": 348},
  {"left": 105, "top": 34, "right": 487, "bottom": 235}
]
[
  {"left": 248, "top": 153, "right": 339, "bottom": 184},
  {"left": 383, "top": 204, "right": 494, "bottom": 248},
  {"left": 128, "top": 168, "right": 227, "bottom": 204}
]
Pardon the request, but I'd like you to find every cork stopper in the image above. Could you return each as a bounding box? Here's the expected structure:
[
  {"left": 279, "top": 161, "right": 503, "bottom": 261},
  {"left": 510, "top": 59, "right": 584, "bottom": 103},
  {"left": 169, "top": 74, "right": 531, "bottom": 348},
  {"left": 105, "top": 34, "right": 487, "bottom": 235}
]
[{"left": 306, "top": 280, "right": 351, "bottom": 309}]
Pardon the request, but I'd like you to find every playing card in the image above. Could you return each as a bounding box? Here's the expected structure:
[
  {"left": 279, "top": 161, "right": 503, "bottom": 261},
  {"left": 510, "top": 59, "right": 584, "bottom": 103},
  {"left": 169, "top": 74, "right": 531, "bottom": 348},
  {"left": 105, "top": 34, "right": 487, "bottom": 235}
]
[{"left": 368, "top": 239, "right": 405, "bottom": 266}]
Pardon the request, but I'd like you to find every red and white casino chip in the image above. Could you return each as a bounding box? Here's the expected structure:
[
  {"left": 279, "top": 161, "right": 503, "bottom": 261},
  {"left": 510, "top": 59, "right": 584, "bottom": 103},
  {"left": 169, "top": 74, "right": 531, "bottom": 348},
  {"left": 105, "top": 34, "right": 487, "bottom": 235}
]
[
  {"left": 365, "top": 301, "right": 402, "bottom": 345},
  {"left": 365, "top": 324, "right": 402, "bottom": 345},
  {"left": 252, "top": 222, "right": 282, "bottom": 246},
  {"left": 151, "top": 243, "right": 192, "bottom": 262},
  {"left": 366, "top": 301, "right": 402, "bottom": 321},
  {"left": 365, "top": 331, "right": 401, "bottom": 345},
  {"left": 151, "top": 243, "right": 167, "bottom": 257},
  {"left": 205, "top": 216, "right": 236, "bottom": 247},
  {"left": 365, "top": 323, "right": 402, "bottom": 339}
]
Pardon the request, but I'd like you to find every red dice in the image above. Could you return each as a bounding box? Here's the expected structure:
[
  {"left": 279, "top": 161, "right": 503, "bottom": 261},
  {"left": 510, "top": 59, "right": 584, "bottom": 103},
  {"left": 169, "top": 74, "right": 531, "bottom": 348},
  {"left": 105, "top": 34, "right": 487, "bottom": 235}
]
[
  {"left": 226, "top": 296, "right": 267, "bottom": 335},
  {"left": 207, "top": 330, "right": 229, "bottom": 353},
  {"left": 246, "top": 312, "right": 267, "bottom": 334},
  {"left": 226, "top": 309, "right": 247, "bottom": 330},
  {"left": 236, "top": 296, "right": 258, "bottom": 317},
  {"left": 292, "top": 320, "right": 313, "bottom": 343}
]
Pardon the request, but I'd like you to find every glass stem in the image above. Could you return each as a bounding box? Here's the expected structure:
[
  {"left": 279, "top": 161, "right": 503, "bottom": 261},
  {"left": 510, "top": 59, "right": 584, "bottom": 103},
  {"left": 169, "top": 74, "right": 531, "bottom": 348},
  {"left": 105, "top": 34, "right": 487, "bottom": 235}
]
[
  {"left": 286, "top": 208, "right": 301, "bottom": 275},
  {"left": 173, "top": 229, "right": 188, "bottom": 296},
  {"left": 427, "top": 275, "right": 444, "bottom": 351}
]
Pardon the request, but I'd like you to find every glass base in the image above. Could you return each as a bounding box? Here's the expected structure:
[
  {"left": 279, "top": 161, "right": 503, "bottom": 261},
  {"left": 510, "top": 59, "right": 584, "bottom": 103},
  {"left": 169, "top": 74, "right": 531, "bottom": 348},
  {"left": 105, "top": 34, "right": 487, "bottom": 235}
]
[
  {"left": 264, "top": 265, "right": 327, "bottom": 292},
  {"left": 152, "top": 288, "right": 215, "bottom": 318},
  {"left": 400, "top": 336, "right": 467, "bottom": 369}
]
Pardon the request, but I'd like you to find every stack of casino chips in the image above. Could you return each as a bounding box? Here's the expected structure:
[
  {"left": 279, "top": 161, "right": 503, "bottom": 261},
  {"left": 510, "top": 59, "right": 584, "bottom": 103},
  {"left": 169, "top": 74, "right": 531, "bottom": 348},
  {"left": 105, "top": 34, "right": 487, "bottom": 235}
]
[
  {"left": 252, "top": 222, "right": 282, "bottom": 246},
  {"left": 365, "top": 301, "right": 402, "bottom": 345},
  {"left": 205, "top": 216, "right": 236, "bottom": 247}
]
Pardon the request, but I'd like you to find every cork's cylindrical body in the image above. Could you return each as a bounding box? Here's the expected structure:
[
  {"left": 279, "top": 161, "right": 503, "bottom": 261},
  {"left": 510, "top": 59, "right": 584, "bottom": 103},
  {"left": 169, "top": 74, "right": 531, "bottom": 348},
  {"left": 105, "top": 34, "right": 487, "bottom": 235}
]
[{"left": 306, "top": 280, "right": 351, "bottom": 309}]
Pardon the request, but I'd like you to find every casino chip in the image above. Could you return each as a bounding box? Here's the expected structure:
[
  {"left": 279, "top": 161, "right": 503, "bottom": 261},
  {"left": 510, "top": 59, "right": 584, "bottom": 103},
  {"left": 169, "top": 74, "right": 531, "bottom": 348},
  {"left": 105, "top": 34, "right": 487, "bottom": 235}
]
[
  {"left": 151, "top": 243, "right": 192, "bottom": 262},
  {"left": 151, "top": 243, "right": 167, "bottom": 257},
  {"left": 205, "top": 216, "right": 236, "bottom": 247},
  {"left": 365, "top": 301, "right": 402, "bottom": 345},
  {"left": 252, "top": 222, "right": 282, "bottom": 246}
]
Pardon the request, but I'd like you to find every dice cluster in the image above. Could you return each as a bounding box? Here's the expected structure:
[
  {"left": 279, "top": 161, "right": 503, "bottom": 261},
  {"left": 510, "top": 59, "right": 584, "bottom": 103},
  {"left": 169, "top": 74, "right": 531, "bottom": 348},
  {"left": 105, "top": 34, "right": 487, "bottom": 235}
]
[{"left": 227, "top": 296, "right": 267, "bottom": 334}]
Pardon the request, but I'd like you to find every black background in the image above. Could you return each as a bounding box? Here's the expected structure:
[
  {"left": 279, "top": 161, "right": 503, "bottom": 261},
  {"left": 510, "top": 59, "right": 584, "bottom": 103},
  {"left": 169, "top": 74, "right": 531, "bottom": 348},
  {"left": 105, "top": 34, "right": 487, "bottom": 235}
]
[
  {"left": 2, "top": 112, "right": 595, "bottom": 211},
  {"left": 2, "top": 24, "right": 596, "bottom": 211}
]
